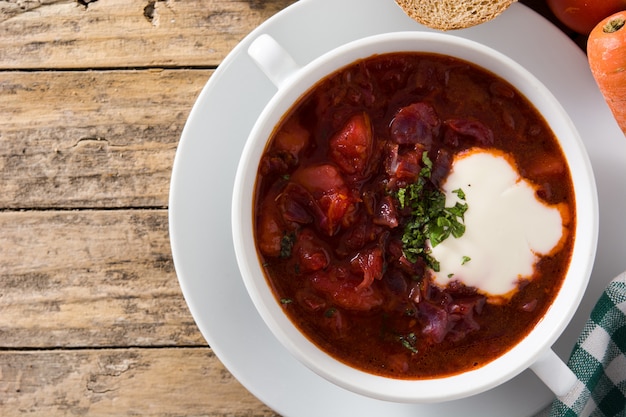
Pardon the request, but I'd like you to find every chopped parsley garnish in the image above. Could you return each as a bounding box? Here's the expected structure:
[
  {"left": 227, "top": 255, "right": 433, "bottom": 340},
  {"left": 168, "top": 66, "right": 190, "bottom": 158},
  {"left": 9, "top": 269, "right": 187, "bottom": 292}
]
[
  {"left": 279, "top": 232, "right": 296, "bottom": 259},
  {"left": 396, "top": 152, "right": 468, "bottom": 272},
  {"left": 398, "top": 332, "right": 419, "bottom": 354},
  {"left": 461, "top": 255, "right": 471, "bottom": 265},
  {"left": 280, "top": 298, "right": 293, "bottom": 305},
  {"left": 453, "top": 188, "right": 466, "bottom": 200}
]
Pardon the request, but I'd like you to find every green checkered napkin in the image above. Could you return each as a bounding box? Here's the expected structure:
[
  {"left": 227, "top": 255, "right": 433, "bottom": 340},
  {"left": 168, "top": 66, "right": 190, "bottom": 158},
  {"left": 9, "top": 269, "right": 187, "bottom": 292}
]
[{"left": 547, "top": 271, "right": 626, "bottom": 417}]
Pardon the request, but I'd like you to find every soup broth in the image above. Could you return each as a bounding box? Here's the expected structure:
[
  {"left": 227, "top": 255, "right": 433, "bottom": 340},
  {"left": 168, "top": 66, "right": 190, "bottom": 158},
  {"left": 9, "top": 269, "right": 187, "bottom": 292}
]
[{"left": 253, "top": 52, "right": 575, "bottom": 379}]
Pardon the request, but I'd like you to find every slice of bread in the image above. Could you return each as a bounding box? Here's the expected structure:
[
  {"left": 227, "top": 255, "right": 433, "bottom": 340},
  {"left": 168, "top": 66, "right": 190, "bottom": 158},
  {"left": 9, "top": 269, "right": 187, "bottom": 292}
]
[{"left": 396, "top": 0, "right": 517, "bottom": 31}]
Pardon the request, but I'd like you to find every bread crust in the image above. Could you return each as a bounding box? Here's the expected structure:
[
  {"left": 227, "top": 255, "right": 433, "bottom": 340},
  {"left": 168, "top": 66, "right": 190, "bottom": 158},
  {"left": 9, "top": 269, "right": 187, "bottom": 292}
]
[{"left": 396, "top": 0, "right": 517, "bottom": 31}]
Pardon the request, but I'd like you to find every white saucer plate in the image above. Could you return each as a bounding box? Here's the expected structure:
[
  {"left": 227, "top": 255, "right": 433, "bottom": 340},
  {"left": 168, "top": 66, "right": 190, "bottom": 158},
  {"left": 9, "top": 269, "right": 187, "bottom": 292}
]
[{"left": 168, "top": 1, "right": 626, "bottom": 416}]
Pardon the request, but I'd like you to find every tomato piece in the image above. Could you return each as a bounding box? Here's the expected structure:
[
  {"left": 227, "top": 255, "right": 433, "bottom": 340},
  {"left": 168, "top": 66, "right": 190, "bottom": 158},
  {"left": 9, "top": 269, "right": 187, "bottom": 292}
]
[
  {"left": 273, "top": 117, "right": 311, "bottom": 157},
  {"left": 291, "top": 164, "right": 356, "bottom": 235},
  {"left": 320, "top": 192, "right": 351, "bottom": 233},
  {"left": 310, "top": 267, "right": 384, "bottom": 311},
  {"left": 291, "top": 164, "right": 347, "bottom": 195},
  {"left": 256, "top": 185, "right": 288, "bottom": 258},
  {"left": 329, "top": 113, "right": 374, "bottom": 175},
  {"left": 547, "top": 0, "right": 626, "bottom": 35},
  {"left": 294, "top": 228, "right": 330, "bottom": 273},
  {"left": 351, "top": 246, "right": 385, "bottom": 290}
]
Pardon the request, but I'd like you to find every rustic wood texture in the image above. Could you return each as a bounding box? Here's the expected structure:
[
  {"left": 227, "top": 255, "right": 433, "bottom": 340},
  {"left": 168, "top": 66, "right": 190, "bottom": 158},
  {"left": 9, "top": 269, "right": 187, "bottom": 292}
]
[
  {"left": 0, "top": 0, "right": 294, "bottom": 69},
  {"left": 1, "top": 0, "right": 293, "bottom": 415},
  {"left": 0, "top": 0, "right": 578, "bottom": 416},
  {"left": 0, "top": 348, "right": 279, "bottom": 416},
  {"left": 0, "top": 209, "right": 201, "bottom": 348},
  {"left": 0, "top": 69, "right": 210, "bottom": 208}
]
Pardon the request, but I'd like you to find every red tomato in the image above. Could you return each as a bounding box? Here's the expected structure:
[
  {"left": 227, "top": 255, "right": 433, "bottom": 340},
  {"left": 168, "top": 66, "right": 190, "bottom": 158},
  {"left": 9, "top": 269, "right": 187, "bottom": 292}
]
[
  {"left": 293, "top": 228, "right": 330, "bottom": 272},
  {"left": 547, "top": 0, "right": 626, "bottom": 35},
  {"left": 351, "top": 246, "right": 385, "bottom": 289},
  {"left": 309, "top": 266, "right": 384, "bottom": 311},
  {"left": 329, "top": 113, "right": 373, "bottom": 175},
  {"left": 291, "top": 164, "right": 356, "bottom": 235},
  {"left": 257, "top": 186, "right": 287, "bottom": 258},
  {"left": 291, "top": 164, "right": 347, "bottom": 196},
  {"left": 273, "top": 117, "right": 310, "bottom": 157}
]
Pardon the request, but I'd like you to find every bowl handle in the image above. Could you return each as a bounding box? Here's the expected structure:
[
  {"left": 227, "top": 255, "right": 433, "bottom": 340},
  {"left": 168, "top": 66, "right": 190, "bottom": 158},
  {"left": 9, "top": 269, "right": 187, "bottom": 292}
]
[
  {"left": 530, "top": 348, "right": 577, "bottom": 397},
  {"left": 248, "top": 34, "right": 302, "bottom": 89}
]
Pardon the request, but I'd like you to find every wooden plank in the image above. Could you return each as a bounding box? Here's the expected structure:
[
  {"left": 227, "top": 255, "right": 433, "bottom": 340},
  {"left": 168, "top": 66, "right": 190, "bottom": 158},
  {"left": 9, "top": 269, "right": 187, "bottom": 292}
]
[
  {"left": 0, "top": 347, "right": 279, "bottom": 416},
  {"left": 0, "top": 0, "right": 295, "bottom": 69},
  {"left": 0, "top": 69, "right": 210, "bottom": 209},
  {"left": 0, "top": 209, "right": 205, "bottom": 348}
]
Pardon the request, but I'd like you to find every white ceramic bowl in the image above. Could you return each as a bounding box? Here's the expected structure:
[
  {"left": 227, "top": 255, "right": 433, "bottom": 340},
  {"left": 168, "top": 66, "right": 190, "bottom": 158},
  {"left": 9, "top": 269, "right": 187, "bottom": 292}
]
[{"left": 232, "top": 31, "right": 598, "bottom": 403}]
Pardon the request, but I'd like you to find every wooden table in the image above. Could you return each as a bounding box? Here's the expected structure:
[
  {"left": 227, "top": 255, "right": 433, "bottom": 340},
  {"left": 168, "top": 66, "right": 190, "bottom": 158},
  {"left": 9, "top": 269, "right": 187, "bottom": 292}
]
[{"left": 0, "top": 1, "right": 583, "bottom": 416}]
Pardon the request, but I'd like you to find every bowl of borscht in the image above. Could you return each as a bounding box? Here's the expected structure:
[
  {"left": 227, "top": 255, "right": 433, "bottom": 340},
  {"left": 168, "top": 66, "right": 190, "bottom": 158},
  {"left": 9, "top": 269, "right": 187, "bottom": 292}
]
[{"left": 232, "top": 31, "right": 598, "bottom": 403}]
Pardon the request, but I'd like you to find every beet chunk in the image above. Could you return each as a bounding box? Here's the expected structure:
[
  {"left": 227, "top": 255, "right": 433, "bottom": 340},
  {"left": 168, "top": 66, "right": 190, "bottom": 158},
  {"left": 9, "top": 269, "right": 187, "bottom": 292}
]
[{"left": 390, "top": 102, "right": 441, "bottom": 146}]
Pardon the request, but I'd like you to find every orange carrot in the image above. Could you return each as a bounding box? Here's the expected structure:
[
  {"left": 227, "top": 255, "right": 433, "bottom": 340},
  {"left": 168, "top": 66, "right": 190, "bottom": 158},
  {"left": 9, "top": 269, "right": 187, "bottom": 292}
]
[{"left": 587, "top": 11, "right": 626, "bottom": 136}]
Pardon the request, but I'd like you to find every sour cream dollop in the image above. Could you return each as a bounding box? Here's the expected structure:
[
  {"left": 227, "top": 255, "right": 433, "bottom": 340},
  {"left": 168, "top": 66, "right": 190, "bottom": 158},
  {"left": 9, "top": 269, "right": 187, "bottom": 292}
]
[{"left": 430, "top": 149, "right": 565, "bottom": 301}]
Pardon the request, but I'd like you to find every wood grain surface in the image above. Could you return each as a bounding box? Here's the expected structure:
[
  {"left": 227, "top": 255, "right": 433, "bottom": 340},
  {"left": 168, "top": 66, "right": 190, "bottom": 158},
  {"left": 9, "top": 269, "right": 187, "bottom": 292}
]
[
  {"left": 0, "top": 348, "right": 278, "bottom": 416},
  {"left": 0, "top": 69, "right": 208, "bottom": 208},
  {"left": 1, "top": 0, "right": 293, "bottom": 415},
  {"left": 0, "top": 0, "right": 580, "bottom": 416},
  {"left": 0, "top": 0, "right": 290, "bottom": 69}
]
